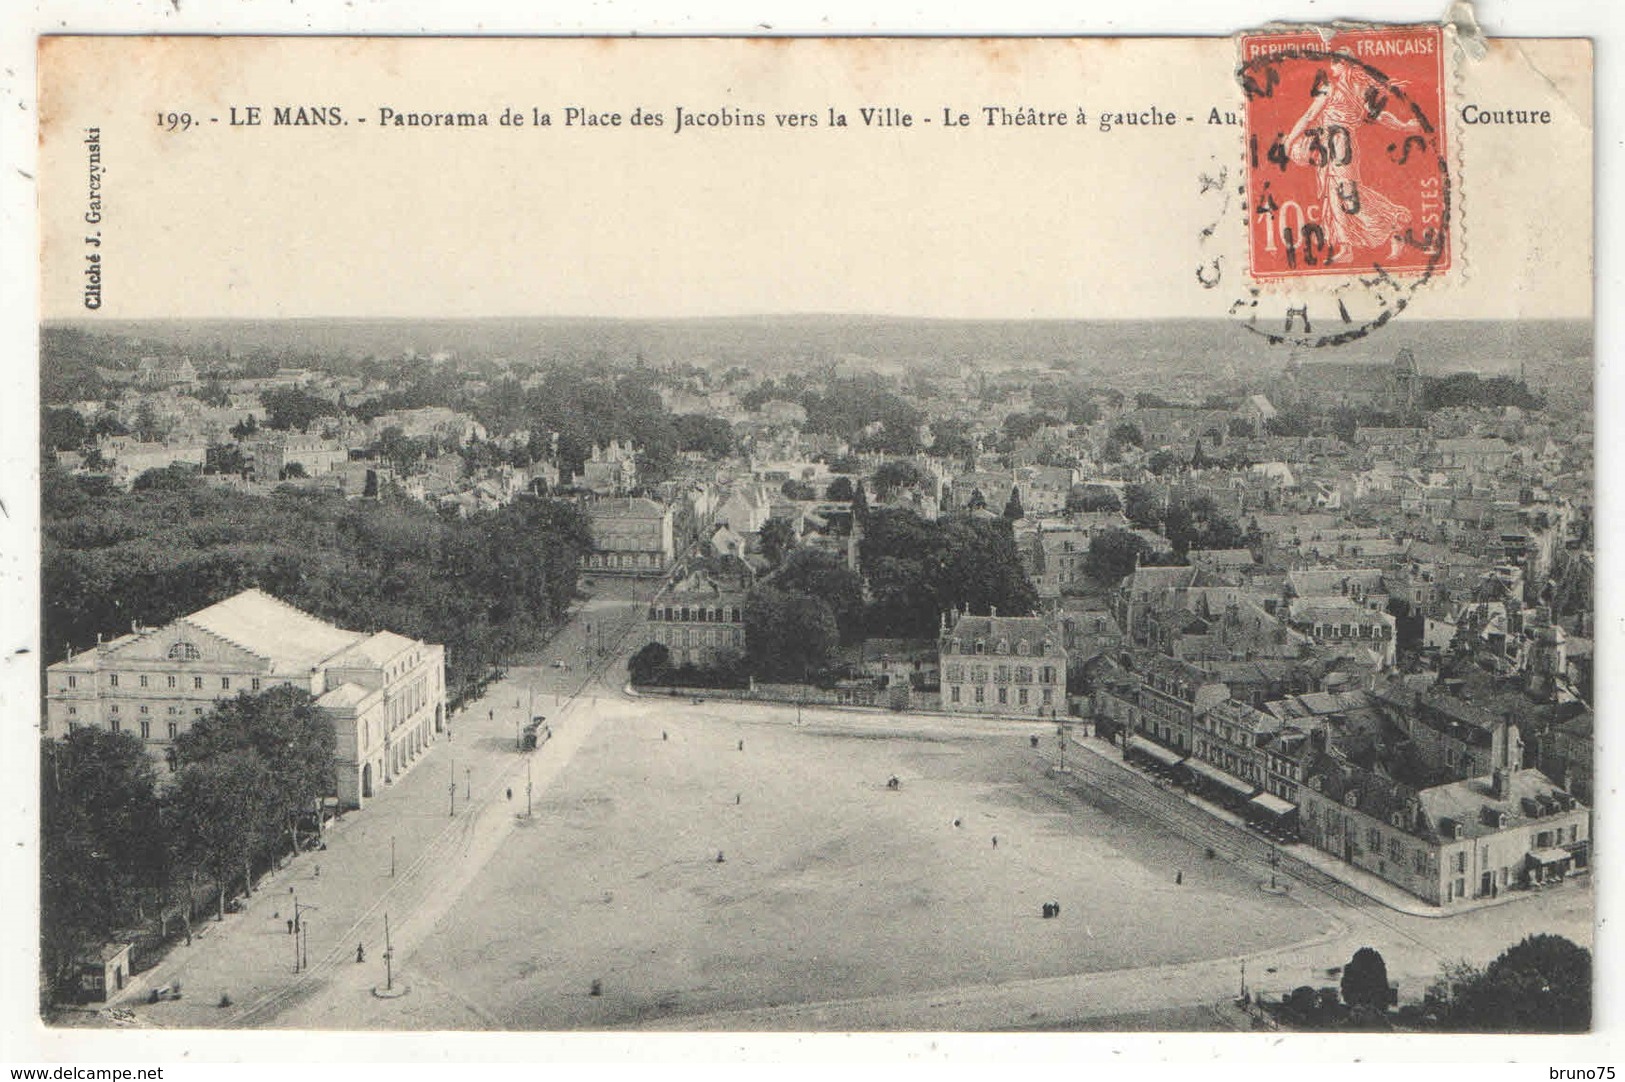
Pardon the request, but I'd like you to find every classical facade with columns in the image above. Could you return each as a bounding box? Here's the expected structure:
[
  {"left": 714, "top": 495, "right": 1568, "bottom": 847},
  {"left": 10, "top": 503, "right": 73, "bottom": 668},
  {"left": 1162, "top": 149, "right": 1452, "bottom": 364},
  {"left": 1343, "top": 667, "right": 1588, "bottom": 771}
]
[{"left": 43, "top": 588, "right": 445, "bottom": 809}]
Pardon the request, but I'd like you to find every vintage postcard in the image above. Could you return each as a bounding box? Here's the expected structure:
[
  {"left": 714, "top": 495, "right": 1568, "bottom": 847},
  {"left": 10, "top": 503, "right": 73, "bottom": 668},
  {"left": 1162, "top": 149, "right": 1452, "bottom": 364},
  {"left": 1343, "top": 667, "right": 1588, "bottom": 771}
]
[{"left": 13, "top": 11, "right": 1603, "bottom": 1065}]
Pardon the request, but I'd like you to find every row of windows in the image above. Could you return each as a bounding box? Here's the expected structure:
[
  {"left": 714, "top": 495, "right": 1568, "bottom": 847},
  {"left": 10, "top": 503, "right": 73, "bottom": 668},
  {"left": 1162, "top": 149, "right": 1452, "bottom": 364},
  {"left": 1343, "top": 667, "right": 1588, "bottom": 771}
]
[
  {"left": 943, "top": 638, "right": 1052, "bottom": 657},
  {"left": 949, "top": 685, "right": 1054, "bottom": 707},
  {"left": 1314, "top": 623, "right": 1392, "bottom": 640},
  {"left": 75, "top": 673, "right": 259, "bottom": 692},
  {"left": 942, "top": 665, "right": 1057, "bottom": 684},
  {"left": 90, "top": 718, "right": 183, "bottom": 740},
  {"left": 649, "top": 605, "right": 743, "bottom": 624}
]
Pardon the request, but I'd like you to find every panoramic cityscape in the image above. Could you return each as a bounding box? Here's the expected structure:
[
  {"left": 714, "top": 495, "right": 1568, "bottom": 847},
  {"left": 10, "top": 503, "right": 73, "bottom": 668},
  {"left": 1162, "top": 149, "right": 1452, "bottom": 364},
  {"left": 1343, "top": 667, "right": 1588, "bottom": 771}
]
[{"left": 37, "top": 315, "right": 1593, "bottom": 1033}]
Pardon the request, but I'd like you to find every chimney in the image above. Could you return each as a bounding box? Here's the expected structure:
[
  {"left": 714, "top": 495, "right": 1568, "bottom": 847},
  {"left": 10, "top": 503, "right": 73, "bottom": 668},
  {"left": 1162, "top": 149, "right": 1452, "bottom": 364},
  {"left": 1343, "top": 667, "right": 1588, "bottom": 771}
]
[{"left": 1491, "top": 767, "right": 1511, "bottom": 801}]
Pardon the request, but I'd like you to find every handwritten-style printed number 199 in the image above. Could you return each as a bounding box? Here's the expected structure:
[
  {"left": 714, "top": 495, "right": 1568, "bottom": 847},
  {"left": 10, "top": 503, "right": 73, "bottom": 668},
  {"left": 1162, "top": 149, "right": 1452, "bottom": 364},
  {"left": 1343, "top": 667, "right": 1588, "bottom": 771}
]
[{"left": 157, "top": 112, "right": 195, "bottom": 132}]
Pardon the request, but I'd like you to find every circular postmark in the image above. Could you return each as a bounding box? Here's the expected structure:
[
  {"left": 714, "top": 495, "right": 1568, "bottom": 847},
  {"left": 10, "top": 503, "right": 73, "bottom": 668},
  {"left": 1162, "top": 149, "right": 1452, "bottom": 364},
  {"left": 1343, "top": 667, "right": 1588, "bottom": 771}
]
[{"left": 1210, "top": 31, "right": 1452, "bottom": 349}]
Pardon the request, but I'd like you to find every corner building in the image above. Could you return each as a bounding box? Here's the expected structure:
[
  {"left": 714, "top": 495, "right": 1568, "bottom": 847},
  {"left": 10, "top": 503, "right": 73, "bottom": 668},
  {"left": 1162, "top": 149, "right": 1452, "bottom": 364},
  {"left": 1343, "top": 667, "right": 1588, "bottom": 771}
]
[{"left": 43, "top": 589, "right": 445, "bottom": 810}]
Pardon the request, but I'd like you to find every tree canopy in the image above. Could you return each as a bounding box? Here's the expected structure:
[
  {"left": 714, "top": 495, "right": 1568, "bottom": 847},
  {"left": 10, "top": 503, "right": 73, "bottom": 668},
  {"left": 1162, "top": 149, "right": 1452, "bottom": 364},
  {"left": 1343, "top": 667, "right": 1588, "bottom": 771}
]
[{"left": 860, "top": 509, "right": 1038, "bottom": 638}]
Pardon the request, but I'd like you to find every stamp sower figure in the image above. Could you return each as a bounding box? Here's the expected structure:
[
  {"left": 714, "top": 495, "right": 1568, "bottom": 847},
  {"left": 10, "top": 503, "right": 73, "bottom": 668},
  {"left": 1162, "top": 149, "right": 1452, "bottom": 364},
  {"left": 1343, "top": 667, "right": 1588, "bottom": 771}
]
[{"left": 356, "top": 942, "right": 365, "bottom": 964}]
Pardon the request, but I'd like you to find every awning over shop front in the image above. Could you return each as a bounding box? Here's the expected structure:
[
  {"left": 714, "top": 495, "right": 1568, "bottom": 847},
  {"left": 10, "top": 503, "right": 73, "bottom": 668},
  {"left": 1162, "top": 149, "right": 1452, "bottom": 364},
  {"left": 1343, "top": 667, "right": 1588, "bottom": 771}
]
[
  {"left": 1527, "top": 847, "right": 1573, "bottom": 866},
  {"left": 1249, "top": 791, "right": 1298, "bottom": 818},
  {"left": 1185, "top": 757, "right": 1257, "bottom": 797},
  {"left": 1130, "top": 739, "right": 1186, "bottom": 767}
]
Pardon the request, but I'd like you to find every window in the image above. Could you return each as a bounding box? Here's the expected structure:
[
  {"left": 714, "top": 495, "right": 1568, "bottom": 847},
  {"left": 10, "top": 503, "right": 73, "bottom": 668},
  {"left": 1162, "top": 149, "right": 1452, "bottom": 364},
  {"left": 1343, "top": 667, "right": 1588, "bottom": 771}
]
[
  {"left": 139, "top": 675, "right": 149, "bottom": 688},
  {"left": 167, "top": 675, "right": 177, "bottom": 689},
  {"left": 1367, "top": 828, "right": 1381, "bottom": 851},
  {"left": 950, "top": 686, "right": 960, "bottom": 703},
  {"left": 109, "top": 674, "right": 119, "bottom": 688},
  {"left": 109, "top": 704, "right": 119, "bottom": 714},
  {"left": 1413, "top": 850, "right": 1427, "bottom": 875},
  {"left": 194, "top": 677, "right": 204, "bottom": 689},
  {"left": 1018, "top": 688, "right": 1029, "bottom": 706},
  {"left": 1453, "top": 851, "right": 1467, "bottom": 874},
  {"left": 974, "top": 686, "right": 985, "bottom": 704},
  {"left": 221, "top": 677, "right": 231, "bottom": 690},
  {"left": 140, "top": 721, "right": 151, "bottom": 739},
  {"left": 167, "top": 706, "right": 177, "bottom": 715},
  {"left": 1389, "top": 838, "right": 1403, "bottom": 863},
  {"left": 110, "top": 718, "right": 121, "bottom": 733},
  {"left": 194, "top": 707, "right": 203, "bottom": 715},
  {"left": 139, "top": 705, "right": 149, "bottom": 714},
  {"left": 67, "top": 706, "right": 77, "bottom": 715},
  {"left": 67, "top": 675, "right": 77, "bottom": 689},
  {"left": 997, "top": 687, "right": 1008, "bottom": 705},
  {"left": 168, "top": 642, "right": 200, "bottom": 660},
  {"left": 251, "top": 678, "right": 261, "bottom": 691},
  {"left": 1042, "top": 688, "right": 1053, "bottom": 705}
]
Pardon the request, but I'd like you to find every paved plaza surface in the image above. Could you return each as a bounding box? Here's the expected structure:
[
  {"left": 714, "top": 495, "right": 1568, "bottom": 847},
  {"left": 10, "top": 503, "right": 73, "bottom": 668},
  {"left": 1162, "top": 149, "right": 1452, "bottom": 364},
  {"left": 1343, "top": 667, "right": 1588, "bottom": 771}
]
[{"left": 106, "top": 581, "right": 1592, "bottom": 1033}]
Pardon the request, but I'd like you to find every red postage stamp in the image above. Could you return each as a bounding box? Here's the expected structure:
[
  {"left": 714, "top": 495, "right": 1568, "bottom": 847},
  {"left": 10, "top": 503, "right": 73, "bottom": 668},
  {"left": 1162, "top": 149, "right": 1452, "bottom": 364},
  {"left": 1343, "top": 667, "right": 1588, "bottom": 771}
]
[{"left": 1239, "top": 25, "right": 1450, "bottom": 281}]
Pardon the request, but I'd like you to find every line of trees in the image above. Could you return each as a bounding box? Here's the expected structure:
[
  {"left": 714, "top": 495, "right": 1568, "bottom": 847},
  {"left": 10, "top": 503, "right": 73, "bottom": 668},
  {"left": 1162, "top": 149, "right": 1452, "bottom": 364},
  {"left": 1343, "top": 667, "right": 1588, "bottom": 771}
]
[
  {"left": 43, "top": 467, "right": 592, "bottom": 701},
  {"left": 40, "top": 687, "right": 338, "bottom": 1002}
]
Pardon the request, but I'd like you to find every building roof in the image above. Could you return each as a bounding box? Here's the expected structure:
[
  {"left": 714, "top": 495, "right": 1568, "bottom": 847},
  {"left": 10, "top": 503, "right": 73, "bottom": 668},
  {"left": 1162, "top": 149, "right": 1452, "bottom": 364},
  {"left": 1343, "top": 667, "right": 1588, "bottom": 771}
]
[
  {"left": 327, "top": 629, "right": 419, "bottom": 670},
  {"left": 315, "top": 682, "right": 376, "bottom": 710},
  {"left": 1417, "top": 769, "right": 1581, "bottom": 842},
  {"left": 942, "top": 612, "right": 1061, "bottom": 656},
  {"left": 181, "top": 588, "right": 362, "bottom": 670}
]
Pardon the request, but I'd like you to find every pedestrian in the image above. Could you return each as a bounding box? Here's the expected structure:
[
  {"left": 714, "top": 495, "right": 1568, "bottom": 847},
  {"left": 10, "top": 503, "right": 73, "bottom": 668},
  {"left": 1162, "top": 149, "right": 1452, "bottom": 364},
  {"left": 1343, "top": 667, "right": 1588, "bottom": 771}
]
[
  {"left": 738, "top": 739, "right": 744, "bottom": 751},
  {"left": 506, "top": 787, "right": 513, "bottom": 801},
  {"left": 992, "top": 836, "right": 998, "bottom": 849},
  {"left": 717, "top": 851, "right": 725, "bottom": 863},
  {"left": 314, "top": 864, "right": 320, "bottom": 879},
  {"left": 953, "top": 818, "right": 961, "bottom": 828},
  {"left": 1053, "top": 900, "right": 1061, "bottom": 916},
  {"left": 736, "top": 793, "right": 741, "bottom": 805},
  {"left": 662, "top": 731, "right": 668, "bottom": 741},
  {"left": 356, "top": 943, "right": 365, "bottom": 964},
  {"left": 1176, "top": 870, "right": 1183, "bottom": 885},
  {"left": 287, "top": 919, "right": 294, "bottom": 935}
]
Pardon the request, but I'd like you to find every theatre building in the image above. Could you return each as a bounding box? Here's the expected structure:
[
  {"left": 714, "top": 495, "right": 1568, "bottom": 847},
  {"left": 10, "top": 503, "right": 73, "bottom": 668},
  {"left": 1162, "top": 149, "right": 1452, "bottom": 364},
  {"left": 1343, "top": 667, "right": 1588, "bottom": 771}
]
[{"left": 43, "top": 588, "right": 445, "bottom": 809}]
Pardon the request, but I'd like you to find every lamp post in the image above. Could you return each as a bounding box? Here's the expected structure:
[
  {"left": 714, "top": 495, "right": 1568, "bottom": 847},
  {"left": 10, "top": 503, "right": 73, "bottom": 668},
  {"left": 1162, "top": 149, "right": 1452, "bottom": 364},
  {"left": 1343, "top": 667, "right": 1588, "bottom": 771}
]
[
  {"left": 449, "top": 759, "right": 456, "bottom": 817},
  {"left": 526, "top": 756, "right": 533, "bottom": 818},
  {"left": 383, "top": 912, "right": 395, "bottom": 992},
  {"left": 464, "top": 765, "right": 471, "bottom": 802},
  {"left": 289, "top": 894, "right": 318, "bottom": 972}
]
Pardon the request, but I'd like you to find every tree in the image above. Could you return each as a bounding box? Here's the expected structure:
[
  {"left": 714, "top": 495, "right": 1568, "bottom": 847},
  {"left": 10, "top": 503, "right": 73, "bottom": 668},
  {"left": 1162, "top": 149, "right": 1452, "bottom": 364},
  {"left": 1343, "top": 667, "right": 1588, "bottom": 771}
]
[
  {"left": 780, "top": 479, "right": 817, "bottom": 501},
  {"left": 759, "top": 516, "right": 798, "bottom": 567},
  {"left": 1122, "top": 483, "right": 1164, "bottom": 530},
  {"left": 261, "top": 388, "right": 339, "bottom": 432},
  {"left": 1341, "top": 947, "right": 1391, "bottom": 1011},
  {"left": 871, "top": 459, "right": 930, "bottom": 502},
  {"left": 132, "top": 462, "right": 202, "bottom": 492},
  {"left": 166, "top": 750, "right": 279, "bottom": 920},
  {"left": 230, "top": 414, "right": 259, "bottom": 441},
  {"left": 173, "top": 686, "right": 338, "bottom": 855},
  {"left": 1002, "top": 485, "right": 1025, "bottom": 521},
  {"left": 1084, "top": 528, "right": 1154, "bottom": 586},
  {"left": 1109, "top": 421, "right": 1144, "bottom": 448},
  {"left": 282, "top": 461, "right": 308, "bottom": 480},
  {"left": 628, "top": 641, "right": 672, "bottom": 686},
  {"left": 672, "top": 413, "right": 736, "bottom": 457},
  {"left": 744, "top": 586, "right": 838, "bottom": 681},
  {"left": 1066, "top": 484, "right": 1121, "bottom": 514},
  {"left": 40, "top": 730, "right": 164, "bottom": 996},
  {"left": 851, "top": 480, "right": 869, "bottom": 519},
  {"left": 774, "top": 548, "right": 865, "bottom": 642},
  {"left": 825, "top": 476, "right": 855, "bottom": 502},
  {"left": 41, "top": 407, "right": 89, "bottom": 453},
  {"left": 1147, "top": 449, "right": 1181, "bottom": 476},
  {"left": 1441, "top": 935, "right": 1590, "bottom": 1032},
  {"left": 966, "top": 487, "right": 987, "bottom": 512}
]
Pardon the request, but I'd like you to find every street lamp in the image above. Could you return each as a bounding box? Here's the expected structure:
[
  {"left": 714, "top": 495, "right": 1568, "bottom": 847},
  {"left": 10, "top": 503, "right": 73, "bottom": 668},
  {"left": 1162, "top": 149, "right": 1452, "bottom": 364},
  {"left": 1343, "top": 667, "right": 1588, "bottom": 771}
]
[
  {"left": 449, "top": 759, "right": 456, "bottom": 817},
  {"left": 464, "top": 765, "right": 471, "bottom": 801}
]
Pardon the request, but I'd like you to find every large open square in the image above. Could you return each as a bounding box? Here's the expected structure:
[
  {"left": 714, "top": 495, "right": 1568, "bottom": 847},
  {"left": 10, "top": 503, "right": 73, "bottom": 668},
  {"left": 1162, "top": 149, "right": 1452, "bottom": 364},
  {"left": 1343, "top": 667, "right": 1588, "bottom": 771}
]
[{"left": 369, "top": 699, "right": 1335, "bottom": 1030}]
